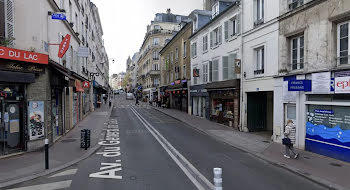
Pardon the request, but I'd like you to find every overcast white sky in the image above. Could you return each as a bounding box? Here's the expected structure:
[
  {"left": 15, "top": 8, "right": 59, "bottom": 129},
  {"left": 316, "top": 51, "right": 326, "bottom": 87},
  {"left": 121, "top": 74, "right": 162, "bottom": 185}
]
[{"left": 91, "top": 0, "right": 203, "bottom": 76}]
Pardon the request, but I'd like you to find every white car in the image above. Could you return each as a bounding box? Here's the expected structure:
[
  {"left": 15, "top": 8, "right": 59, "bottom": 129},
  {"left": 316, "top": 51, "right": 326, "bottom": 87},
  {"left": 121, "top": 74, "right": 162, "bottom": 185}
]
[{"left": 126, "top": 93, "right": 134, "bottom": 100}]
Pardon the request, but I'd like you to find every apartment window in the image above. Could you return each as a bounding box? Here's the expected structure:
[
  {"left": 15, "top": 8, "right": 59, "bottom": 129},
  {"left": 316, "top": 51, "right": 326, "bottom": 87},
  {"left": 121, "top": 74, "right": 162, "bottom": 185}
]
[
  {"left": 75, "top": 13, "right": 78, "bottom": 32},
  {"left": 69, "top": 1, "right": 72, "bottom": 22},
  {"left": 254, "top": 0, "right": 264, "bottom": 25},
  {"left": 153, "top": 38, "right": 159, "bottom": 45},
  {"left": 203, "top": 35, "right": 208, "bottom": 52},
  {"left": 171, "top": 52, "right": 174, "bottom": 64},
  {"left": 223, "top": 54, "right": 237, "bottom": 80},
  {"left": 203, "top": 63, "right": 208, "bottom": 83},
  {"left": 210, "top": 60, "right": 219, "bottom": 82},
  {"left": 254, "top": 47, "right": 265, "bottom": 75},
  {"left": 152, "top": 63, "right": 159, "bottom": 71},
  {"left": 191, "top": 42, "right": 197, "bottom": 58},
  {"left": 289, "top": 0, "right": 304, "bottom": 10},
  {"left": 0, "top": 0, "right": 14, "bottom": 46},
  {"left": 210, "top": 26, "right": 222, "bottom": 48},
  {"left": 175, "top": 47, "right": 179, "bottom": 61},
  {"left": 212, "top": 3, "right": 219, "bottom": 18},
  {"left": 183, "top": 65, "right": 186, "bottom": 78},
  {"left": 153, "top": 51, "right": 159, "bottom": 60},
  {"left": 338, "top": 22, "right": 349, "bottom": 65},
  {"left": 154, "top": 25, "right": 161, "bottom": 30},
  {"left": 225, "top": 15, "right": 241, "bottom": 40},
  {"left": 291, "top": 35, "right": 304, "bottom": 70},
  {"left": 183, "top": 41, "right": 187, "bottom": 57},
  {"left": 60, "top": 0, "right": 64, "bottom": 9}
]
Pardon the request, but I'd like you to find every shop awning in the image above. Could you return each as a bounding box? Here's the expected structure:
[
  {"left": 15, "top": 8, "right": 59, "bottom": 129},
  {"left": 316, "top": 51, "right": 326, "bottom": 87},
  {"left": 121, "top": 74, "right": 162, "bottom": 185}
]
[
  {"left": 49, "top": 60, "right": 75, "bottom": 80},
  {"left": 206, "top": 79, "right": 240, "bottom": 91},
  {"left": 0, "top": 70, "right": 35, "bottom": 83}
]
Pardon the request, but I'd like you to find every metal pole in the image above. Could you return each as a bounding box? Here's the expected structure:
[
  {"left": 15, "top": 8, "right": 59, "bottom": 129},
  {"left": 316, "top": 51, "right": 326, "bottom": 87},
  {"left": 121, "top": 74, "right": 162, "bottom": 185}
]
[
  {"left": 213, "top": 168, "right": 222, "bottom": 190},
  {"left": 84, "top": 130, "right": 88, "bottom": 150},
  {"left": 45, "top": 138, "right": 49, "bottom": 169}
]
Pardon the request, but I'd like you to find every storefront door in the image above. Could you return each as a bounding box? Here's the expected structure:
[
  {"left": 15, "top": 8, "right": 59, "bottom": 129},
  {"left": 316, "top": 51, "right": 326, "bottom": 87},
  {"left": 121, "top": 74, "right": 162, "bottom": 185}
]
[
  {"left": 0, "top": 99, "right": 24, "bottom": 155},
  {"left": 201, "top": 97, "right": 206, "bottom": 118}
]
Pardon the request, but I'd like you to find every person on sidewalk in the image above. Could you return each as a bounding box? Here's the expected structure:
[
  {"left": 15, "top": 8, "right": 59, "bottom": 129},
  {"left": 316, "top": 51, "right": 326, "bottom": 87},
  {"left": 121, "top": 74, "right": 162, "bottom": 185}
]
[
  {"left": 283, "top": 120, "right": 299, "bottom": 159},
  {"left": 135, "top": 94, "right": 140, "bottom": 106}
]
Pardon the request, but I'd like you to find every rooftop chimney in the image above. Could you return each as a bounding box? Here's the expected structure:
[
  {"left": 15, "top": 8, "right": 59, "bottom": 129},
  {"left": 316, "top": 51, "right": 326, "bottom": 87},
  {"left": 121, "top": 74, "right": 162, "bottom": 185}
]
[{"left": 166, "top": 8, "right": 171, "bottom": 14}]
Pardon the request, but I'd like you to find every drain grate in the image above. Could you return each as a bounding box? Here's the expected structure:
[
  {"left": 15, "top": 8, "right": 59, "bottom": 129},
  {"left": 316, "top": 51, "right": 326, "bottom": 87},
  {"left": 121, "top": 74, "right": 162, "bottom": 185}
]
[
  {"left": 330, "top": 163, "right": 342, "bottom": 167},
  {"left": 61, "top": 139, "right": 77, "bottom": 143}
]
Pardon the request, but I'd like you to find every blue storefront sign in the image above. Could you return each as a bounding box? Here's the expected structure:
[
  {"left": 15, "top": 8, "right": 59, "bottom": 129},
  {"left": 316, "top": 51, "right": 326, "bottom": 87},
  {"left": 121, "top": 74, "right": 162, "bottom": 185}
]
[
  {"left": 288, "top": 80, "right": 312, "bottom": 91},
  {"left": 51, "top": 13, "right": 66, "bottom": 20}
]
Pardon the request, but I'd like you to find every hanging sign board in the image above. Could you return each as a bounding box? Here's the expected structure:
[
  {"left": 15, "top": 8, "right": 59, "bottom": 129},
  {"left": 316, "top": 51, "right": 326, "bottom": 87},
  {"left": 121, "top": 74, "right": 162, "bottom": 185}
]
[{"left": 58, "top": 34, "right": 71, "bottom": 58}]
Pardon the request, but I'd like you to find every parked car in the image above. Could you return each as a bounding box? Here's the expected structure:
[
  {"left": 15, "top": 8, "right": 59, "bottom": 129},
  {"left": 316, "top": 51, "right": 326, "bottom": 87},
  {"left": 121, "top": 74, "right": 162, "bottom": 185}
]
[
  {"left": 126, "top": 93, "right": 134, "bottom": 100},
  {"left": 114, "top": 90, "right": 119, "bottom": 95}
]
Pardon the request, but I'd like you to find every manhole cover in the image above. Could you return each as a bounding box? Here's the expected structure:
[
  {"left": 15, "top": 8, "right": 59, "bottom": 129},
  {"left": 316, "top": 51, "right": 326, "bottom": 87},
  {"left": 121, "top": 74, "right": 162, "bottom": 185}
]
[
  {"left": 330, "top": 163, "right": 342, "bottom": 167},
  {"left": 61, "top": 139, "right": 77, "bottom": 143},
  {"left": 262, "top": 140, "right": 270, "bottom": 143},
  {"left": 303, "top": 156, "right": 310, "bottom": 159}
]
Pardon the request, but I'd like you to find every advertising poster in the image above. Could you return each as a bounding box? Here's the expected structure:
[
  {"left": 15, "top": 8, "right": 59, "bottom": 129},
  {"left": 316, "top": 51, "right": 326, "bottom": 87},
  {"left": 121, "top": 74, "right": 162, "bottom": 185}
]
[
  {"left": 312, "top": 72, "right": 330, "bottom": 94},
  {"left": 306, "top": 105, "right": 350, "bottom": 162},
  {"left": 28, "top": 101, "right": 45, "bottom": 140}
]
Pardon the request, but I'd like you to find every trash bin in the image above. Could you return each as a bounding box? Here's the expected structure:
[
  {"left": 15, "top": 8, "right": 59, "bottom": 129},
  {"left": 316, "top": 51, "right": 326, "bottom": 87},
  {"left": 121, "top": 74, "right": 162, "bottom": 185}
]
[{"left": 81, "top": 129, "right": 91, "bottom": 149}]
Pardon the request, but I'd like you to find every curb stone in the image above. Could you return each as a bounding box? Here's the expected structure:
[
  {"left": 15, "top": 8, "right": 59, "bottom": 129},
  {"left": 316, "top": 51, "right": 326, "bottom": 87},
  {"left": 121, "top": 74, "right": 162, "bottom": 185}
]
[
  {"left": 0, "top": 102, "right": 114, "bottom": 189},
  {"left": 151, "top": 107, "right": 346, "bottom": 190}
]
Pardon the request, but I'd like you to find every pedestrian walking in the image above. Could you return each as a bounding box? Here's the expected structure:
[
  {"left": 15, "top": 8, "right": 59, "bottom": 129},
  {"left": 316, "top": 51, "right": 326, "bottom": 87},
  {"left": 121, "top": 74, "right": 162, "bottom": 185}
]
[
  {"left": 283, "top": 120, "right": 299, "bottom": 159},
  {"left": 135, "top": 94, "right": 139, "bottom": 106}
]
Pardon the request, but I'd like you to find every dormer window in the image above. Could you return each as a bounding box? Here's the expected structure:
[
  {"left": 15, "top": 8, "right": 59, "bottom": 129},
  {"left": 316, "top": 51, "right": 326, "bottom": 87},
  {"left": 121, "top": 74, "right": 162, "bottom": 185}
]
[{"left": 212, "top": 3, "right": 219, "bottom": 18}]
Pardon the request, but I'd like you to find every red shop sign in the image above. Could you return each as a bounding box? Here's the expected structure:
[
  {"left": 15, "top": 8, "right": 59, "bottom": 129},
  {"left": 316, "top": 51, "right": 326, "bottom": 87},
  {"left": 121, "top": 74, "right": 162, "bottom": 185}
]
[
  {"left": 82, "top": 81, "right": 90, "bottom": 88},
  {"left": 0, "top": 46, "right": 48, "bottom": 64},
  {"left": 58, "top": 34, "right": 71, "bottom": 58}
]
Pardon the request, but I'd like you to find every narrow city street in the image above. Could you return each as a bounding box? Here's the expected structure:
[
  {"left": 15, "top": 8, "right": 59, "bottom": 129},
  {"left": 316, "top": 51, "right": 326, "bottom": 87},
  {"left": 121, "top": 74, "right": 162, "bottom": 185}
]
[{"left": 6, "top": 95, "right": 326, "bottom": 190}]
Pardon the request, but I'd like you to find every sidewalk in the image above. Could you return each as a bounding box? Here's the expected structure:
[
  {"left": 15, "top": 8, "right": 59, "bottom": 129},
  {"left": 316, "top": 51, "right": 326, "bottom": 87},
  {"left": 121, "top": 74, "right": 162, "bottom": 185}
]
[
  {"left": 153, "top": 107, "right": 350, "bottom": 190},
  {"left": 0, "top": 101, "right": 113, "bottom": 188}
]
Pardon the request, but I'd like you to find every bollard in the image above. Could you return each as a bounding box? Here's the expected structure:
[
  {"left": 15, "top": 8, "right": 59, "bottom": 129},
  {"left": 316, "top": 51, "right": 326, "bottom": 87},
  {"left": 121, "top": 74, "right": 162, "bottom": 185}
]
[
  {"left": 213, "top": 168, "right": 222, "bottom": 190},
  {"left": 84, "top": 130, "right": 88, "bottom": 150},
  {"left": 45, "top": 139, "right": 49, "bottom": 169}
]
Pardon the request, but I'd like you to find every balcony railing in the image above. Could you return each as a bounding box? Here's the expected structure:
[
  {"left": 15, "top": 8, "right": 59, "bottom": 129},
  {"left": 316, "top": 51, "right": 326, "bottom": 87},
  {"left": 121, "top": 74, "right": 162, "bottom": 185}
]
[
  {"left": 147, "top": 70, "right": 160, "bottom": 76},
  {"left": 254, "top": 69, "right": 264, "bottom": 75},
  {"left": 289, "top": 0, "right": 304, "bottom": 10}
]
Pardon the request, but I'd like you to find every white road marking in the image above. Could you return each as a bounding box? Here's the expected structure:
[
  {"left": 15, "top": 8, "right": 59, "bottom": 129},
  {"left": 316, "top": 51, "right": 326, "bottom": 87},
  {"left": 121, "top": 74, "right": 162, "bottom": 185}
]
[
  {"left": 49, "top": 169, "right": 78, "bottom": 178},
  {"left": 7, "top": 180, "right": 72, "bottom": 190},
  {"left": 130, "top": 107, "right": 214, "bottom": 190}
]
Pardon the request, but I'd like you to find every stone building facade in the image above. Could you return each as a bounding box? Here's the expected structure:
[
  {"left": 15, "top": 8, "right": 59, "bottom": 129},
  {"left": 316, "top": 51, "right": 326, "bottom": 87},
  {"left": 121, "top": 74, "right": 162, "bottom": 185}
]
[
  {"left": 159, "top": 22, "right": 192, "bottom": 112},
  {"left": 274, "top": 0, "right": 350, "bottom": 163}
]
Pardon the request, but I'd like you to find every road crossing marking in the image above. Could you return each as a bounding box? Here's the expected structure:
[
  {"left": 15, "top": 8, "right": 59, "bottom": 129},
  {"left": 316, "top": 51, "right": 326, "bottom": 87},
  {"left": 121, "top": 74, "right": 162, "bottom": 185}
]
[
  {"left": 7, "top": 180, "right": 72, "bottom": 190},
  {"left": 49, "top": 168, "right": 78, "bottom": 178}
]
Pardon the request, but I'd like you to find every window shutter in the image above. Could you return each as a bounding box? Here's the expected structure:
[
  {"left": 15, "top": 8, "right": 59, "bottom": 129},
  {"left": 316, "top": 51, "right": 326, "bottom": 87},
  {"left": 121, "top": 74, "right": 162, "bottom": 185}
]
[
  {"left": 224, "top": 21, "right": 228, "bottom": 40},
  {"left": 209, "top": 61, "right": 212, "bottom": 82},
  {"left": 237, "top": 14, "right": 241, "bottom": 34},
  {"left": 223, "top": 56, "right": 229, "bottom": 80},
  {"left": 210, "top": 32, "right": 213, "bottom": 47},
  {"left": 5, "top": 0, "right": 14, "bottom": 46},
  {"left": 218, "top": 26, "right": 222, "bottom": 44}
]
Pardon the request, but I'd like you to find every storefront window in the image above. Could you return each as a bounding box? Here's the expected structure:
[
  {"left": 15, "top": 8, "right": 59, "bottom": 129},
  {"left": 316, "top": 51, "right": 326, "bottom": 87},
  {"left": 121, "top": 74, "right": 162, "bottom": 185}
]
[{"left": 0, "top": 85, "right": 25, "bottom": 101}]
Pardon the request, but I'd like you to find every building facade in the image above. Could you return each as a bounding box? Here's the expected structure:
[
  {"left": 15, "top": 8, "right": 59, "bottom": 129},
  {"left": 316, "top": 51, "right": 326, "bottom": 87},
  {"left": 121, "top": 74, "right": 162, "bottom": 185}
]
[
  {"left": 274, "top": 0, "right": 350, "bottom": 163},
  {"left": 159, "top": 22, "right": 192, "bottom": 112},
  {"left": 190, "top": 1, "right": 241, "bottom": 128},
  {"left": 137, "top": 9, "right": 188, "bottom": 102},
  {"left": 0, "top": 0, "right": 109, "bottom": 155},
  {"left": 241, "top": 0, "right": 279, "bottom": 133}
]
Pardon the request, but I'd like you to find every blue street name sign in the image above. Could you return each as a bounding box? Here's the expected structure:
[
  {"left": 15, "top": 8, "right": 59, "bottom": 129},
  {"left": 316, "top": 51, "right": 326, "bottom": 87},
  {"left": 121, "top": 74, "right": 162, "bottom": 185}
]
[
  {"left": 288, "top": 80, "right": 312, "bottom": 91},
  {"left": 51, "top": 13, "right": 66, "bottom": 20}
]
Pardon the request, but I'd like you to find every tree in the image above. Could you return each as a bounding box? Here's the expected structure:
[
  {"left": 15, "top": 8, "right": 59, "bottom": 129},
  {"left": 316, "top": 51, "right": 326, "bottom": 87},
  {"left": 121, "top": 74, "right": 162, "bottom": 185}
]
[{"left": 122, "top": 73, "right": 131, "bottom": 89}]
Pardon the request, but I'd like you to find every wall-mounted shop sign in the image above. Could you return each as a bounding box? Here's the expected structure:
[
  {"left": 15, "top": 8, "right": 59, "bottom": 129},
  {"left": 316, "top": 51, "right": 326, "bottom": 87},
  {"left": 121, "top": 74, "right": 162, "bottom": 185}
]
[
  {"left": 312, "top": 72, "right": 331, "bottom": 94},
  {"left": 335, "top": 76, "right": 350, "bottom": 94},
  {"left": 83, "top": 81, "right": 90, "bottom": 89},
  {"left": 288, "top": 80, "right": 312, "bottom": 91},
  {"left": 0, "top": 60, "right": 44, "bottom": 73},
  {"left": 193, "top": 69, "right": 199, "bottom": 77},
  {"left": 0, "top": 46, "right": 48, "bottom": 64}
]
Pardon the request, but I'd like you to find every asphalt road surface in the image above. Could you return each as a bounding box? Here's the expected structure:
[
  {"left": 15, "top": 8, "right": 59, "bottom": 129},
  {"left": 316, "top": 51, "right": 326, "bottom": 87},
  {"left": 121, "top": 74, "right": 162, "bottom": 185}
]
[{"left": 6, "top": 94, "right": 327, "bottom": 190}]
